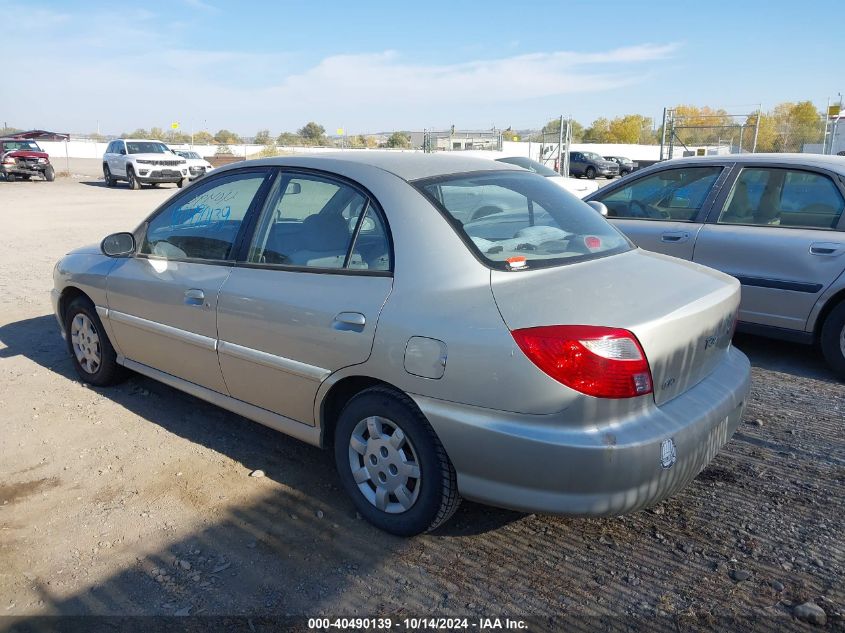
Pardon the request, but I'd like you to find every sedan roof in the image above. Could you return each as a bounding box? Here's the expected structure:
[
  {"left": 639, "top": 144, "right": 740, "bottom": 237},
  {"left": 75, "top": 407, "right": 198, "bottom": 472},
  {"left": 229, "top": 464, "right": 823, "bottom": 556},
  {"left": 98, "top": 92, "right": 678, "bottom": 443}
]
[
  {"left": 663, "top": 152, "right": 845, "bottom": 174},
  {"left": 223, "top": 151, "right": 521, "bottom": 182}
]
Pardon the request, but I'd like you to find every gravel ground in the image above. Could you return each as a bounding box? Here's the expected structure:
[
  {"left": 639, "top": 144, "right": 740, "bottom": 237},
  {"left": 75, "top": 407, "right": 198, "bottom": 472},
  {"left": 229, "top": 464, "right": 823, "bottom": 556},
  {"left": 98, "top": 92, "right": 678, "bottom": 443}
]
[{"left": 0, "top": 176, "right": 843, "bottom": 631}]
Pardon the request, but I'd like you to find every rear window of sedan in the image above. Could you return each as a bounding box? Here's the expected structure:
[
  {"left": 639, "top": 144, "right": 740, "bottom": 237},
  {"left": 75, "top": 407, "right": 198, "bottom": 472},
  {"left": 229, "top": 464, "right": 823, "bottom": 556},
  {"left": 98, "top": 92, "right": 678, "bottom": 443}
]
[{"left": 417, "top": 170, "right": 632, "bottom": 270}]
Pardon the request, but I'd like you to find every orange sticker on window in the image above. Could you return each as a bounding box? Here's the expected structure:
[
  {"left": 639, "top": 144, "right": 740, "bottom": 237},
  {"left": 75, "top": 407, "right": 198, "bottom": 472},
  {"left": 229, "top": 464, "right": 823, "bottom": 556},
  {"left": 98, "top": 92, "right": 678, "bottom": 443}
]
[{"left": 506, "top": 256, "right": 527, "bottom": 269}]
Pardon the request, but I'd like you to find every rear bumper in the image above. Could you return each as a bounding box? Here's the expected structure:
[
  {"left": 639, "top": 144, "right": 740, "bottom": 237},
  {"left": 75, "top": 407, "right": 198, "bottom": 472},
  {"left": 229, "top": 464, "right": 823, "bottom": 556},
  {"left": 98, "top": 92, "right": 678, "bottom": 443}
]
[{"left": 414, "top": 346, "right": 750, "bottom": 516}]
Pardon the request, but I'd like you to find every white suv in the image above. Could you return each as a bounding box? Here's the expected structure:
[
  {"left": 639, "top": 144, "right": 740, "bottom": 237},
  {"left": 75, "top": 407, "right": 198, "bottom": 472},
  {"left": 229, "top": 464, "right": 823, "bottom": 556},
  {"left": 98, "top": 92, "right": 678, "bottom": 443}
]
[{"left": 103, "top": 139, "right": 188, "bottom": 189}]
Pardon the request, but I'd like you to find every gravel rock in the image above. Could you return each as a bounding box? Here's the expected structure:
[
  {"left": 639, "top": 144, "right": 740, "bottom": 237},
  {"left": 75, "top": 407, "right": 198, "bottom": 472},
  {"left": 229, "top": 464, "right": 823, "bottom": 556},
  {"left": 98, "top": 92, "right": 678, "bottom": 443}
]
[
  {"left": 768, "top": 579, "right": 784, "bottom": 592},
  {"left": 731, "top": 569, "right": 752, "bottom": 582},
  {"left": 793, "top": 602, "right": 826, "bottom": 626},
  {"left": 178, "top": 560, "right": 191, "bottom": 571},
  {"left": 249, "top": 469, "right": 265, "bottom": 478}
]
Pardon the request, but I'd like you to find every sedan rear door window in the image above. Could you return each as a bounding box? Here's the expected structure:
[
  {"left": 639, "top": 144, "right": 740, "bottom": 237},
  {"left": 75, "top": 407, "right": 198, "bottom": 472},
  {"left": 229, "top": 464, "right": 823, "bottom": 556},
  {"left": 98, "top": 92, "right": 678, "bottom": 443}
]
[
  {"left": 718, "top": 167, "right": 844, "bottom": 229},
  {"left": 248, "top": 173, "right": 390, "bottom": 271},
  {"left": 598, "top": 166, "right": 723, "bottom": 221}
]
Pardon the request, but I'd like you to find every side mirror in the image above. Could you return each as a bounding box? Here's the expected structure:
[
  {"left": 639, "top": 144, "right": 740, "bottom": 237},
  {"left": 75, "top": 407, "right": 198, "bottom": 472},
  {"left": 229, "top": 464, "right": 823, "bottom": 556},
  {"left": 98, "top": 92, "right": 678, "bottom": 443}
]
[
  {"left": 285, "top": 182, "right": 302, "bottom": 195},
  {"left": 101, "top": 232, "right": 136, "bottom": 257},
  {"left": 119, "top": 149, "right": 126, "bottom": 155},
  {"left": 586, "top": 201, "right": 609, "bottom": 217}
]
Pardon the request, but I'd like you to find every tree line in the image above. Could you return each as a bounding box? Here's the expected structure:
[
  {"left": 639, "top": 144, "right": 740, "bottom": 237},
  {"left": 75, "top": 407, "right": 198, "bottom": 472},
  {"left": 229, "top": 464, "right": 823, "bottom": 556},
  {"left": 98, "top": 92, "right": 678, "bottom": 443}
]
[{"left": 531, "top": 101, "right": 827, "bottom": 152}]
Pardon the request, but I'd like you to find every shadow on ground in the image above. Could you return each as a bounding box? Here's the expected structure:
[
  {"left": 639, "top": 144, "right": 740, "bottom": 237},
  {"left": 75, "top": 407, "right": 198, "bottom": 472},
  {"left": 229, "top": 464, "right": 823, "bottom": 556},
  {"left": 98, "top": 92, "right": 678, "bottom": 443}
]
[{"left": 1, "top": 315, "right": 841, "bottom": 628}]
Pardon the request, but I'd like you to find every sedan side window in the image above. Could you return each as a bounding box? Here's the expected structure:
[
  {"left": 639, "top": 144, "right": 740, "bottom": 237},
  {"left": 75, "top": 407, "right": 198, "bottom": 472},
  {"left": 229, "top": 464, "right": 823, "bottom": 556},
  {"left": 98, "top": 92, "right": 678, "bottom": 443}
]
[
  {"left": 248, "top": 173, "right": 390, "bottom": 271},
  {"left": 598, "top": 166, "right": 722, "bottom": 221},
  {"left": 718, "top": 167, "right": 844, "bottom": 229},
  {"left": 140, "top": 172, "right": 267, "bottom": 261}
]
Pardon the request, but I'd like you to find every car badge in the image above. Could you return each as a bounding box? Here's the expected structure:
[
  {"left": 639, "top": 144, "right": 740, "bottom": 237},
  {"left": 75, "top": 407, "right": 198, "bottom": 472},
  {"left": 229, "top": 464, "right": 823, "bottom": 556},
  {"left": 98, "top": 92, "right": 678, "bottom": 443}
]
[{"left": 660, "top": 438, "right": 677, "bottom": 469}]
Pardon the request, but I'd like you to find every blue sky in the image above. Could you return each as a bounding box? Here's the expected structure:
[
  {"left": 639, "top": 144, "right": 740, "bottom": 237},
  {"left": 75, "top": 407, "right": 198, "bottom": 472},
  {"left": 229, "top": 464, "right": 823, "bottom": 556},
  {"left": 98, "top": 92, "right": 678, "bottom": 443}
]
[{"left": 4, "top": 0, "right": 841, "bottom": 136}]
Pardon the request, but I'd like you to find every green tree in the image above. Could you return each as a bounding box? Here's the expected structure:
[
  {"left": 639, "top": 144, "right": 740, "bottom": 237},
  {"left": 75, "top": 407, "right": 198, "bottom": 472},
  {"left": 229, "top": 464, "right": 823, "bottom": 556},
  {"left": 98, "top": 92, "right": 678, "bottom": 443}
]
[
  {"left": 386, "top": 131, "right": 411, "bottom": 148},
  {"left": 297, "top": 122, "right": 326, "bottom": 145},
  {"left": 584, "top": 118, "right": 610, "bottom": 142},
  {"left": 277, "top": 132, "right": 302, "bottom": 146},
  {"left": 254, "top": 129, "right": 272, "bottom": 145},
  {"left": 0, "top": 125, "right": 21, "bottom": 136},
  {"left": 192, "top": 130, "right": 214, "bottom": 144},
  {"left": 148, "top": 127, "right": 167, "bottom": 141},
  {"left": 214, "top": 129, "right": 241, "bottom": 144},
  {"left": 501, "top": 127, "right": 520, "bottom": 142}
]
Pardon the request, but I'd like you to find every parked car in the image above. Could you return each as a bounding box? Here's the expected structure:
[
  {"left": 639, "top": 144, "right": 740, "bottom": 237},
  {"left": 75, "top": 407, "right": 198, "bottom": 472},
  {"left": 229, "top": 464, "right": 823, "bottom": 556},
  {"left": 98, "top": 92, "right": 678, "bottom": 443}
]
[
  {"left": 495, "top": 156, "right": 599, "bottom": 198},
  {"left": 604, "top": 155, "right": 638, "bottom": 175},
  {"left": 173, "top": 150, "right": 214, "bottom": 181},
  {"left": 53, "top": 153, "right": 750, "bottom": 535},
  {"left": 567, "top": 151, "right": 620, "bottom": 179},
  {"left": 585, "top": 153, "right": 845, "bottom": 377},
  {"left": 103, "top": 139, "right": 188, "bottom": 189},
  {"left": 0, "top": 137, "right": 55, "bottom": 182}
]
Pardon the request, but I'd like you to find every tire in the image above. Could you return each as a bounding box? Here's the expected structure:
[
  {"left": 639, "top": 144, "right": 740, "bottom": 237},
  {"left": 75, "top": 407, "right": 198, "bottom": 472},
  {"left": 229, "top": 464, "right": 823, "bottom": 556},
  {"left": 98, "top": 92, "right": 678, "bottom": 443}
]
[
  {"left": 334, "top": 386, "right": 461, "bottom": 536},
  {"left": 585, "top": 167, "right": 596, "bottom": 179},
  {"left": 176, "top": 179, "right": 184, "bottom": 188},
  {"left": 103, "top": 165, "right": 115, "bottom": 187},
  {"left": 44, "top": 166, "right": 55, "bottom": 182},
  {"left": 820, "top": 300, "right": 845, "bottom": 379},
  {"left": 127, "top": 166, "right": 140, "bottom": 190},
  {"left": 6, "top": 173, "right": 16, "bottom": 182},
  {"left": 64, "top": 296, "right": 126, "bottom": 386}
]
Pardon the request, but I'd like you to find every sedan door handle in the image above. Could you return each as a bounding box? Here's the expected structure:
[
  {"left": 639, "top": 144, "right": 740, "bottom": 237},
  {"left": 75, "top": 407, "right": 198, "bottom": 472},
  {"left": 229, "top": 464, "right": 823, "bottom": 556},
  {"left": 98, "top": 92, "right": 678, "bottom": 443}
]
[
  {"left": 661, "top": 231, "right": 690, "bottom": 243},
  {"left": 810, "top": 242, "right": 844, "bottom": 257},
  {"left": 333, "top": 312, "right": 366, "bottom": 332},
  {"left": 184, "top": 288, "right": 205, "bottom": 306}
]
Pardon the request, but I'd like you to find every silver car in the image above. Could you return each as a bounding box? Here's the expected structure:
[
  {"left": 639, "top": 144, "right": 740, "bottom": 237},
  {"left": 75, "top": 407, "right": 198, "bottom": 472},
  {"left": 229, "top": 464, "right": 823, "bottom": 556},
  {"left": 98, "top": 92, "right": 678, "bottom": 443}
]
[
  {"left": 52, "top": 153, "right": 750, "bottom": 535},
  {"left": 586, "top": 154, "right": 845, "bottom": 378}
]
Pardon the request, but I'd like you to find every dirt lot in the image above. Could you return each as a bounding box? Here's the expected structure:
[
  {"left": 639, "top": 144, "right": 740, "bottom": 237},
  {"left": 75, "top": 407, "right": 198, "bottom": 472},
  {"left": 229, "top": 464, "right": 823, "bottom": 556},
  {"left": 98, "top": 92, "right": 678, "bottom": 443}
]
[{"left": 0, "top": 175, "right": 843, "bottom": 630}]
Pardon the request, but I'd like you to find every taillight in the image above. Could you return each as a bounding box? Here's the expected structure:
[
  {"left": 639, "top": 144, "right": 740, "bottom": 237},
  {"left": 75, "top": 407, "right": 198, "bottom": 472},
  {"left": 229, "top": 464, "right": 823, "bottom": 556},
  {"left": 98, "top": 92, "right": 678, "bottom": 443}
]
[{"left": 511, "top": 325, "right": 653, "bottom": 399}]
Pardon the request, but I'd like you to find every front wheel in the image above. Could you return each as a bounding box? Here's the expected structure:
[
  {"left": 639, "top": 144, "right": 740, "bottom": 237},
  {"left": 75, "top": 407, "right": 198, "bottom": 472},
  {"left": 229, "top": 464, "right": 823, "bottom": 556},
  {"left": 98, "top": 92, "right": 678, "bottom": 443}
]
[
  {"left": 44, "top": 166, "right": 55, "bottom": 181},
  {"left": 103, "top": 165, "right": 115, "bottom": 187},
  {"left": 820, "top": 301, "right": 845, "bottom": 379},
  {"left": 127, "top": 166, "right": 140, "bottom": 190},
  {"left": 176, "top": 179, "right": 184, "bottom": 188},
  {"left": 585, "top": 167, "right": 596, "bottom": 179},
  {"left": 64, "top": 297, "right": 126, "bottom": 386},
  {"left": 6, "top": 173, "right": 16, "bottom": 182},
  {"left": 334, "top": 387, "right": 460, "bottom": 536}
]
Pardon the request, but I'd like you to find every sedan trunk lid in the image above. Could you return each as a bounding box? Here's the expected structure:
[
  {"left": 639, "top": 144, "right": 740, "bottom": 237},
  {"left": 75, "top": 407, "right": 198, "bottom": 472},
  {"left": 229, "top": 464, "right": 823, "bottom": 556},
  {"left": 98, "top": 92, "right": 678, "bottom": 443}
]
[{"left": 491, "top": 249, "right": 739, "bottom": 405}]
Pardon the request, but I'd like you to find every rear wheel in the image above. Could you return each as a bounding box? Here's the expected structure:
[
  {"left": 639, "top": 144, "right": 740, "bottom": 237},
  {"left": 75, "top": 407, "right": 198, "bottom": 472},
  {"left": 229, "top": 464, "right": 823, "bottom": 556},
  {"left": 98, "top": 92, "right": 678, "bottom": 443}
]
[
  {"left": 44, "top": 166, "right": 55, "bottom": 182},
  {"left": 820, "top": 301, "right": 845, "bottom": 379},
  {"left": 6, "top": 173, "right": 16, "bottom": 182},
  {"left": 334, "top": 387, "right": 460, "bottom": 535},
  {"left": 586, "top": 167, "right": 596, "bottom": 179},
  {"left": 176, "top": 179, "right": 184, "bottom": 188},
  {"left": 64, "top": 296, "right": 126, "bottom": 386},
  {"left": 127, "top": 166, "right": 140, "bottom": 190}
]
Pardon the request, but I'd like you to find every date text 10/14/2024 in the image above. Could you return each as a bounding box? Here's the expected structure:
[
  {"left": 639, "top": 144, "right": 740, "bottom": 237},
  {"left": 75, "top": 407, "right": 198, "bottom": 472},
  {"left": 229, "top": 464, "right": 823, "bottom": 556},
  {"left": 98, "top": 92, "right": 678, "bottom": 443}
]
[{"left": 308, "top": 618, "right": 528, "bottom": 630}]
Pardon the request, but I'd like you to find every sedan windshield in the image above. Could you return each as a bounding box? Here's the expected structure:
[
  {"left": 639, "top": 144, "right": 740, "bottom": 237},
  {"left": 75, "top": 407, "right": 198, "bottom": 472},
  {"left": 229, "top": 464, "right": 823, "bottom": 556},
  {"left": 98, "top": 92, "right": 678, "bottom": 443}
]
[
  {"left": 126, "top": 142, "right": 169, "bottom": 154},
  {"left": 178, "top": 151, "right": 201, "bottom": 159},
  {"left": 417, "top": 171, "right": 632, "bottom": 270}
]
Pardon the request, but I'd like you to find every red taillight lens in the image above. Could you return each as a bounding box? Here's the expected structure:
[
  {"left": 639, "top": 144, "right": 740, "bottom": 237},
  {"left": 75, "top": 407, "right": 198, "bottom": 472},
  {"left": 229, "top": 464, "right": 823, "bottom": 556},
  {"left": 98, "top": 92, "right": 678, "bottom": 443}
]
[{"left": 511, "top": 325, "right": 653, "bottom": 398}]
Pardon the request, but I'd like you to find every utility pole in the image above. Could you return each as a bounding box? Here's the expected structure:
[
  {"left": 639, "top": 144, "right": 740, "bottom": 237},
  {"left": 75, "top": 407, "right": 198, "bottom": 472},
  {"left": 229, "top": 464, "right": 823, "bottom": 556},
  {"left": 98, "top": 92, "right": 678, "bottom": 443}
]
[
  {"left": 659, "top": 108, "right": 668, "bottom": 161},
  {"left": 557, "top": 115, "right": 564, "bottom": 176},
  {"left": 751, "top": 104, "right": 761, "bottom": 153},
  {"left": 823, "top": 97, "right": 831, "bottom": 154}
]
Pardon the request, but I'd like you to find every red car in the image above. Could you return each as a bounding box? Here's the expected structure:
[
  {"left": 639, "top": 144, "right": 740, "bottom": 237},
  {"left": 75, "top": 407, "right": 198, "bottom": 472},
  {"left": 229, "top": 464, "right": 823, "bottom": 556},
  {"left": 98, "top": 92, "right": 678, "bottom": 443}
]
[{"left": 1, "top": 138, "right": 55, "bottom": 182}]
